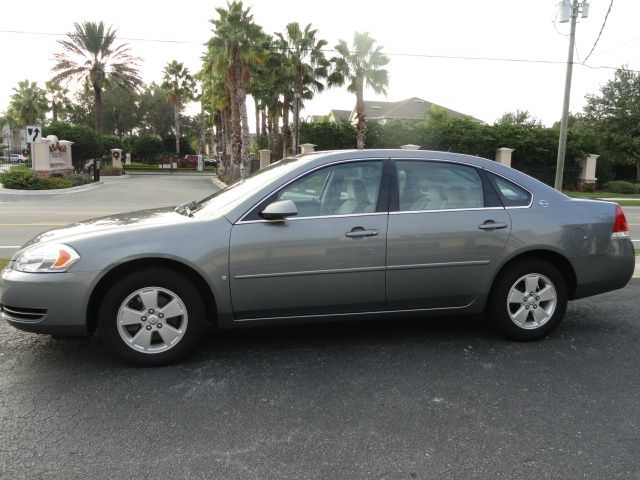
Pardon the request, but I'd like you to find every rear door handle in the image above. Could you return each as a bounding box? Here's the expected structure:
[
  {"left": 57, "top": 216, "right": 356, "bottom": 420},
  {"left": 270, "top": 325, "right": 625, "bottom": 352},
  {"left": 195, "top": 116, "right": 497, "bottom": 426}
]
[
  {"left": 478, "top": 221, "right": 508, "bottom": 230},
  {"left": 345, "top": 228, "right": 379, "bottom": 238}
]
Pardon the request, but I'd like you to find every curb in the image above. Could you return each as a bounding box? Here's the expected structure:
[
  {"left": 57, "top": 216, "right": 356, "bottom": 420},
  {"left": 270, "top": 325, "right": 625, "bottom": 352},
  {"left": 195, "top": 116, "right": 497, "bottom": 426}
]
[
  {"left": 0, "top": 181, "right": 103, "bottom": 195},
  {"left": 100, "top": 175, "right": 131, "bottom": 180},
  {"left": 211, "top": 177, "right": 228, "bottom": 190}
]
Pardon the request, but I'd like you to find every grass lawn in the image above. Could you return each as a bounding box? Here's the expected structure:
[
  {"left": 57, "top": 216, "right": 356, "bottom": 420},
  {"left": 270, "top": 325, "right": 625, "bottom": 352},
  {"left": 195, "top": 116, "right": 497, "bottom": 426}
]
[
  {"left": 0, "top": 258, "right": 9, "bottom": 270},
  {"left": 564, "top": 191, "right": 640, "bottom": 199},
  {"left": 564, "top": 191, "right": 640, "bottom": 206}
]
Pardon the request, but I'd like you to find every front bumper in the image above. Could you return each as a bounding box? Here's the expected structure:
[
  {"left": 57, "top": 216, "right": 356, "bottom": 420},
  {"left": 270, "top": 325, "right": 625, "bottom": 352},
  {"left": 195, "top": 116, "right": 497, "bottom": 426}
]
[{"left": 0, "top": 267, "right": 99, "bottom": 337}]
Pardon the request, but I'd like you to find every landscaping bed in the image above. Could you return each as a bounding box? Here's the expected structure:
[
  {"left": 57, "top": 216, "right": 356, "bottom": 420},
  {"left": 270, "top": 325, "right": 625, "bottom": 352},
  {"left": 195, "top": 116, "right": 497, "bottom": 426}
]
[{"left": 0, "top": 169, "right": 92, "bottom": 190}]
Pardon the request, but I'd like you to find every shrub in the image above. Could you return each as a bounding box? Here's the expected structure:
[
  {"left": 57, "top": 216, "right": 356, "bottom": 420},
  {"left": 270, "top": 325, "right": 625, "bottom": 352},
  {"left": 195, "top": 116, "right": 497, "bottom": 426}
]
[
  {"left": 0, "top": 169, "right": 92, "bottom": 190},
  {"left": 604, "top": 180, "right": 640, "bottom": 194},
  {"left": 100, "top": 165, "right": 123, "bottom": 176},
  {"left": 580, "top": 182, "right": 597, "bottom": 192}
]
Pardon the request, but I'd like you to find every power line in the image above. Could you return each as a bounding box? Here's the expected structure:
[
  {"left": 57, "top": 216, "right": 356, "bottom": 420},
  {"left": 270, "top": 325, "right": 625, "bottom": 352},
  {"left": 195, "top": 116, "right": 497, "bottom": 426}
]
[
  {"left": 583, "top": 0, "right": 614, "bottom": 63},
  {"left": 0, "top": 27, "right": 637, "bottom": 73}
]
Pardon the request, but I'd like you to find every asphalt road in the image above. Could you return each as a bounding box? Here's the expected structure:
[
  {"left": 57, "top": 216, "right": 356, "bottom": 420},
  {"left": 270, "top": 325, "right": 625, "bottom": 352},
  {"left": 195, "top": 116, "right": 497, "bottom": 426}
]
[
  {"left": 0, "top": 175, "right": 219, "bottom": 257},
  {"left": 1, "top": 280, "right": 639, "bottom": 479}
]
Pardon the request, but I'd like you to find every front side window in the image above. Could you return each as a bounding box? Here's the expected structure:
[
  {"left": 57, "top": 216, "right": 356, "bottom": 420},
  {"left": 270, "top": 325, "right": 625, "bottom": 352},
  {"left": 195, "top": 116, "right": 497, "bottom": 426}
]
[
  {"left": 276, "top": 161, "right": 383, "bottom": 217},
  {"left": 396, "top": 161, "right": 484, "bottom": 211}
]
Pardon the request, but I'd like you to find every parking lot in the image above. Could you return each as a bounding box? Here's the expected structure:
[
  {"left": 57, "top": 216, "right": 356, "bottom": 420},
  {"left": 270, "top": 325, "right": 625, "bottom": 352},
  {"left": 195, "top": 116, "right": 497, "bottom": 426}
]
[
  {"left": 1, "top": 176, "right": 639, "bottom": 479},
  {"left": 1, "top": 279, "right": 639, "bottom": 479}
]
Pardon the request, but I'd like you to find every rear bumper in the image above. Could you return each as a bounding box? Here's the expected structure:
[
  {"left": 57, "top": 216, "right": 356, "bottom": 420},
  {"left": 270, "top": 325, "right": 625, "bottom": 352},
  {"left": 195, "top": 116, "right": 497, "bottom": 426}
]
[
  {"left": 0, "top": 268, "right": 97, "bottom": 337},
  {"left": 572, "top": 238, "right": 635, "bottom": 300}
]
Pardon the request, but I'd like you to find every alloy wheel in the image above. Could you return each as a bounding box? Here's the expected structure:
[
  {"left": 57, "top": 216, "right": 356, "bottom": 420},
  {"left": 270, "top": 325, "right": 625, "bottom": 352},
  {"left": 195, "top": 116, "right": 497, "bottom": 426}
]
[
  {"left": 116, "top": 286, "right": 189, "bottom": 353},
  {"left": 506, "top": 273, "right": 557, "bottom": 330}
]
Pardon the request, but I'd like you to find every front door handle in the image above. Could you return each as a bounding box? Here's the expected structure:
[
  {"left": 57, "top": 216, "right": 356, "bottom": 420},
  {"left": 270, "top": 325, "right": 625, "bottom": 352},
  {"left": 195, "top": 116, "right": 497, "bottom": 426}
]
[
  {"left": 345, "top": 227, "right": 379, "bottom": 238},
  {"left": 478, "top": 221, "right": 508, "bottom": 230}
]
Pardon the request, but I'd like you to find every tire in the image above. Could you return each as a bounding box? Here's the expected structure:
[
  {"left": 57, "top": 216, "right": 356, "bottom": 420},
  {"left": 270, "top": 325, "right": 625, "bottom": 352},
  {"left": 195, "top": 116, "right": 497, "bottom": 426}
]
[
  {"left": 98, "top": 267, "right": 206, "bottom": 366},
  {"left": 487, "top": 259, "right": 568, "bottom": 341}
]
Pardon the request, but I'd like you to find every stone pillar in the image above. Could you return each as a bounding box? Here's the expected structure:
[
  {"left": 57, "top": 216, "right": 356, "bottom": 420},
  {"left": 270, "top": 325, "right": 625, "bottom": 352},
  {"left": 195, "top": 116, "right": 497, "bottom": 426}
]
[
  {"left": 259, "top": 149, "right": 271, "bottom": 169},
  {"left": 400, "top": 144, "right": 421, "bottom": 150},
  {"left": 495, "top": 148, "right": 514, "bottom": 168},
  {"left": 59, "top": 141, "right": 73, "bottom": 170},
  {"left": 579, "top": 154, "right": 598, "bottom": 184},
  {"left": 300, "top": 143, "right": 316, "bottom": 154},
  {"left": 110, "top": 148, "right": 123, "bottom": 168},
  {"left": 32, "top": 141, "right": 50, "bottom": 171}
]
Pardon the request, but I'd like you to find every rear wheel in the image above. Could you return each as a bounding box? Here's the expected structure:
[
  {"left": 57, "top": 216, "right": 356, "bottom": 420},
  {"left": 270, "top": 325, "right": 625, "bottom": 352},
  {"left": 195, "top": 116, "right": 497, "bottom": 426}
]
[
  {"left": 98, "top": 268, "right": 206, "bottom": 366},
  {"left": 488, "top": 259, "right": 568, "bottom": 341}
]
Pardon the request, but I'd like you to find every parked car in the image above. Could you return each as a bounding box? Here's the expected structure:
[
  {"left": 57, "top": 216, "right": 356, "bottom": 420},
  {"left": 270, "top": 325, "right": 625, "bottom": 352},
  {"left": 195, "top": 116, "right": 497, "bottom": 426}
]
[
  {"left": 181, "top": 154, "right": 217, "bottom": 168},
  {"left": 1, "top": 150, "right": 635, "bottom": 366},
  {"left": 8, "top": 153, "right": 24, "bottom": 163}
]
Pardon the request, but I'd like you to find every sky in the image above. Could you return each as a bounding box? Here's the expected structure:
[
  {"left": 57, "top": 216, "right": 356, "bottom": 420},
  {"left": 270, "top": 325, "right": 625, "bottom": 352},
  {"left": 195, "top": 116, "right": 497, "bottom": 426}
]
[{"left": 0, "top": 0, "right": 638, "bottom": 129}]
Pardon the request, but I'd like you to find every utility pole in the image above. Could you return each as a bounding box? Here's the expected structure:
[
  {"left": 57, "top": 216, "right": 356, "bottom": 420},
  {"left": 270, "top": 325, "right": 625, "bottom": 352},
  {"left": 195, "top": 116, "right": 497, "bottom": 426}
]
[{"left": 554, "top": 0, "right": 587, "bottom": 191}]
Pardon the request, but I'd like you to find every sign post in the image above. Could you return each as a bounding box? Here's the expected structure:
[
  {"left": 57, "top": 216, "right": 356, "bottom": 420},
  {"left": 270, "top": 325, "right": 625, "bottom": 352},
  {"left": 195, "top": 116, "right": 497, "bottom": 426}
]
[
  {"left": 25, "top": 125, "right": 41, "bottom": 177},
  {"left": 197, "top": 154, "right": 204, "bottom": 172}
]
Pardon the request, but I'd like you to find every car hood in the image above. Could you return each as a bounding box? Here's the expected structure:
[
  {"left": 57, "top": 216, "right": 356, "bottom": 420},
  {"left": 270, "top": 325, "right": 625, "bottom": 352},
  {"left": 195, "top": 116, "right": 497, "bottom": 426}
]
[{"left": 22, "top": 207, "right": 194, "bottom": 249}]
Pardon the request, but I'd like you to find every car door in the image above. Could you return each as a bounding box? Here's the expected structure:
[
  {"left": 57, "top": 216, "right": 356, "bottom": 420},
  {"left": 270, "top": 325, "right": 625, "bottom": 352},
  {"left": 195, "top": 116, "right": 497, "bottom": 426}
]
[
  {"left": 386, "top": 159, "right": 511, "bottom": 310},
  {"left": 229, "top": 159, "right": 388, "bottom": 320}
]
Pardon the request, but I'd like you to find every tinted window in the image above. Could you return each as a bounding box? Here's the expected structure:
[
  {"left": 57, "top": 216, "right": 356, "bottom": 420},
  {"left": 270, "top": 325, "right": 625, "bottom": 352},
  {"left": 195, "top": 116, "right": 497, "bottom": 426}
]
[
  {"left": 277, "top": 161, "right": 382, "bottom": 217},
  {"left": 396, "top": 161, "right": 484, "bottom": 211},
  {"left": 488, "top": 173, "right": 532, "bottom": 207}
]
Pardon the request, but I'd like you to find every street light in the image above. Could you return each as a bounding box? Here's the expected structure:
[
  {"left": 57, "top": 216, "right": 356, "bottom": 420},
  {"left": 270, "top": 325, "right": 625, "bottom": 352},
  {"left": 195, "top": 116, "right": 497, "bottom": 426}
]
[{"left": 554, "top": 0, "right": 589, "bottom": 191}]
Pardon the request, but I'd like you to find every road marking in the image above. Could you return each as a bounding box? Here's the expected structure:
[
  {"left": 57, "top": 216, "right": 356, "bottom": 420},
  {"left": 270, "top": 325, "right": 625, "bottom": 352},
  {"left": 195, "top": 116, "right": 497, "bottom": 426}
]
[{"left": 0, "top": 245, "right": 20, "bottom": 248}]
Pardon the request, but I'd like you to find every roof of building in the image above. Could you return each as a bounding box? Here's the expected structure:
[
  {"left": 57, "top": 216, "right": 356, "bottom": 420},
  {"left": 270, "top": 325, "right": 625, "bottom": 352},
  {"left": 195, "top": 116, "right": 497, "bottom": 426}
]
[
  {"left": 349, "top": 97, "right": 479, "bottom": 122},
  {"left": 329, "top": 109, "right": 352, "bottom": 122}
]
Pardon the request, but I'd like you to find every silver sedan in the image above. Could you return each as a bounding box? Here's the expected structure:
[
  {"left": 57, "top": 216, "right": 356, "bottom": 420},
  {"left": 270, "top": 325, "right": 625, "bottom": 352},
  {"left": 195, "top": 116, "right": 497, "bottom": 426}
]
[{"left": 1, "top": 150, "right": 635, "bottom": 365}]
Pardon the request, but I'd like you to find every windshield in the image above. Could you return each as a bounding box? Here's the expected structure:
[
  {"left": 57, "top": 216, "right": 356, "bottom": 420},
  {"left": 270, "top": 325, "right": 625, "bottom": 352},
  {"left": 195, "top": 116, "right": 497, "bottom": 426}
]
[{"left": 189, "top": 157, "right": 304, "bottom": 218}]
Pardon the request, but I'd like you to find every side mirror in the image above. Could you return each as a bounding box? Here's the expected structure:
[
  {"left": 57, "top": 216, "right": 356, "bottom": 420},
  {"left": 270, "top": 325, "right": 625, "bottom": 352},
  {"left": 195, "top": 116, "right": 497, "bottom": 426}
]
[{"left": 260, "top": 199, "right": 298, "bottom": 220}]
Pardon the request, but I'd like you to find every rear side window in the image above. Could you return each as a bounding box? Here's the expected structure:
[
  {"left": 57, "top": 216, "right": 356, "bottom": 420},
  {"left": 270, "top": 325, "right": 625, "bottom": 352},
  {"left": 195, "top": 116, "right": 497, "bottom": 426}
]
[{"left": 488, "top": 173, "right": 532, "bottom": 207}]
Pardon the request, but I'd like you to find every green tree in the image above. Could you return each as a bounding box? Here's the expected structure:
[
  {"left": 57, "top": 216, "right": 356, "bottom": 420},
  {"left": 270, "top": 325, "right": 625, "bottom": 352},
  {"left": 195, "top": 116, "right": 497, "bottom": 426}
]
[
  {"left": 52, "top": 21, "right": 143, "bottom": 132},
  {"left": 582, "top": 68, "right": 640, "bottom": 180},
  {"left": 45, "top": 121, "right": 103, "bottom": 171},
  {"left": 45, "top": 80, "right": 71, "bottom": 122},
  {"left": 206, "top": 1, "right": 264, "bottom": 179},
  {"left": 329, "top": 32, "right": 389, "bottom": 149},
  {"left": 68, "top": 85, "right": 140, "bottom": 137},
  {"left": 276, "top": 22, "right": 330, "bottom": 154},
  {"left": 496, "top": 109, "right": 541, "bottom": 126},
  {"left": 160, "top": 60, "right": 195, "bottom": 155},
  {"left": 138, "top": 83, "right": 175, "bottom": 137},
  {"left": 8, "top": 80, "right": 48, "bottom": 126}
]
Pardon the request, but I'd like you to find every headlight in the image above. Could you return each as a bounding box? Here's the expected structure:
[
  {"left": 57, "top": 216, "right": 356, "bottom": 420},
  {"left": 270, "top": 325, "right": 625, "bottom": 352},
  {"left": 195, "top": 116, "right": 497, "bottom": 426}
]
[{"left": 12, "top": 244, "right": 80, "bottom": 273}]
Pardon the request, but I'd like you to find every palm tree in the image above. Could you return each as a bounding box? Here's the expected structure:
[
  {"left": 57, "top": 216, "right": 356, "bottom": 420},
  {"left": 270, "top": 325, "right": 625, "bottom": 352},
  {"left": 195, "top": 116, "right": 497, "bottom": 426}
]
[
  {"left": 329, "top": 32, "right": 389, "bottom": 149},
  {"left": 200, "top": 49, "right": 233, "bottom": 176},
  {"left": 160, "top": 60, "right": 195, "bottom": 155},
  {"left": 275, "top": 22, "right": 329, "bottom": 155},
  {"left": 45, "top": 80, "right": 71, "bottom": 122},
  {"left": 8, "top": 80, "right": 48, "bottom": 127},
  {"left": 51, "top": 21, "right": 143, "bottom": 132},
  {"left": 206, "top": 1, "right": 264, "bottom": 179}
]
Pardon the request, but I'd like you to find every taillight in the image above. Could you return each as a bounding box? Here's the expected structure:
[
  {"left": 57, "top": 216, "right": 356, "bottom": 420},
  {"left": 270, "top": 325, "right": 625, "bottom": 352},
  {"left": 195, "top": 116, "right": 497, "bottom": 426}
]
[{"left": 612, "top": 204, "right": 629, "bottom": 238}]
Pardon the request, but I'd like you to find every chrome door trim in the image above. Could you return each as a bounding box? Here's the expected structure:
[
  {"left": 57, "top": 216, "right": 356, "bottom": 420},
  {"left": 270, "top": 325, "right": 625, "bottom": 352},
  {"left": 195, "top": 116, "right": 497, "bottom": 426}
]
[
  {"left": 234, "top": 265, "right": 387, "bottom": 280},
  {"left": 387, "top": 260, "right": 491, "bottom": 271},
  {"left": 389, "top": 206, "right": 504, "bottom": 215},
  {"left": 237, "top": 211, "right": 388, "bottom": 225},
  {"left": 236, "top": 157, "right": 388, "bottom": 224}
]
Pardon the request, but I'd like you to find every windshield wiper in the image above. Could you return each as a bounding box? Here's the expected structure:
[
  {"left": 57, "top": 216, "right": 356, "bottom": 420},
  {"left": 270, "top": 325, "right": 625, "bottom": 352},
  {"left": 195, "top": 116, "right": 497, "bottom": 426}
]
[{"left": 174, "top": 200, "right": 197, "bottom": 217}]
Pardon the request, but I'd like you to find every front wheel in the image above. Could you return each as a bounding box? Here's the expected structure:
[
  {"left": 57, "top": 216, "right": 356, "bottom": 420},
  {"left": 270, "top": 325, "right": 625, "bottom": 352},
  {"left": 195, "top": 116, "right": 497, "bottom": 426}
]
[
  {"left": 487, "top": 259, "right": 568, "bottom": 341},
  {"left": 98, "top": 268, "right": 206, "bottom": 366}
]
